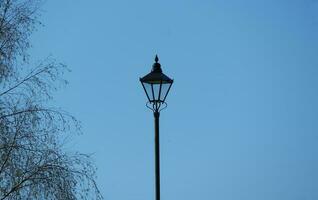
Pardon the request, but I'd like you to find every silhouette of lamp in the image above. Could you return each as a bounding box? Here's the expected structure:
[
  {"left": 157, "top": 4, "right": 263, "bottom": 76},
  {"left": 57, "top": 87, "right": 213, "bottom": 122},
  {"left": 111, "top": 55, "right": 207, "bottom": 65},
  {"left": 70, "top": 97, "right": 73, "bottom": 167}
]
[{"left": 140, "top": 55, "right": 173, "bottom": 200}]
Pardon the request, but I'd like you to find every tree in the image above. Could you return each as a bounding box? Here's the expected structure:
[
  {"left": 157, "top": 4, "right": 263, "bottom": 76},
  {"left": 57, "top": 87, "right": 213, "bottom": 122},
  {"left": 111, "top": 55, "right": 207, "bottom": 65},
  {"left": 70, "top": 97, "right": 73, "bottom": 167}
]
[
  {"left": 0, "top": 0, "right": 39, "bottom": 80},
  {"left": 0, "top": 0, "right": 103, "bottom": 199}
]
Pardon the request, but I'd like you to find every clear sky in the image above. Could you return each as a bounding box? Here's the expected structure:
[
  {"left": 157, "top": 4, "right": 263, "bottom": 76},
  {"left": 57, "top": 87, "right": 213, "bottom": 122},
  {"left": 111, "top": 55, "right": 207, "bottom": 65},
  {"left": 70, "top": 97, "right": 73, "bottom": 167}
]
[{"left": 30, "top": 0, "right": 318, "bottom": 199}]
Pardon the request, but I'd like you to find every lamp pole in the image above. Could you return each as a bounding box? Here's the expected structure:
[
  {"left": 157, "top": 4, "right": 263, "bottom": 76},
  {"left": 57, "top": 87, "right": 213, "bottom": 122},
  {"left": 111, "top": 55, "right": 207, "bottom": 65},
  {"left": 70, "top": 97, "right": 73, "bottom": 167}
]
[
  {"left": 154, "top": 110, "right": 160, "bottom": 200},
  {"left": 140, "top": 55, "right": 173, "bottom": 200}
]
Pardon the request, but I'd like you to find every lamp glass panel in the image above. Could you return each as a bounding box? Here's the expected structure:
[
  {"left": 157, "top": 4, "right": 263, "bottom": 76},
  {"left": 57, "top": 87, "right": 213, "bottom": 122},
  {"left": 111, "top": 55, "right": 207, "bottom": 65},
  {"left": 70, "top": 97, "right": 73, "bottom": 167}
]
[
  {"left": 143, "top": 82, "right": 153, "bottom": 101},
  {"left": 160, "top": 82, "right": 172, "bottom": 101},
  {"left": 152, "top": 83, "right": 161, "bottom": 101}
]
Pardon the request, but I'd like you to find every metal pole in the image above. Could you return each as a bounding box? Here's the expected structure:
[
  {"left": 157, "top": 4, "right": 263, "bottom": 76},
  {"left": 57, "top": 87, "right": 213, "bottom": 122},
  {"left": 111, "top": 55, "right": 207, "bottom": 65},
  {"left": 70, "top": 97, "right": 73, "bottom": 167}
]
[{"left": 154, "top": 111, "right": 160, "bottom": 200}]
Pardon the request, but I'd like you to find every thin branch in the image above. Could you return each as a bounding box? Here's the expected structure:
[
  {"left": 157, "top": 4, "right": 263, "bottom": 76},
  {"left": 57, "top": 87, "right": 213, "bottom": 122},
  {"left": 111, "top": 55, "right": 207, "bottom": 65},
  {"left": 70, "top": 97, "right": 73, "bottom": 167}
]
[{"left": 0, "top": 67, "right": 47, "bottom": 97}]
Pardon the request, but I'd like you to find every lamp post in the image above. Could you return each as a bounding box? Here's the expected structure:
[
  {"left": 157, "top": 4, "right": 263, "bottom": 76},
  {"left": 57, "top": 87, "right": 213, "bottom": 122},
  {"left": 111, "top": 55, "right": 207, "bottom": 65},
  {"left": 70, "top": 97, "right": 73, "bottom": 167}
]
[{"left": 140, "top": 55, "right": 174, "bottom": 200}]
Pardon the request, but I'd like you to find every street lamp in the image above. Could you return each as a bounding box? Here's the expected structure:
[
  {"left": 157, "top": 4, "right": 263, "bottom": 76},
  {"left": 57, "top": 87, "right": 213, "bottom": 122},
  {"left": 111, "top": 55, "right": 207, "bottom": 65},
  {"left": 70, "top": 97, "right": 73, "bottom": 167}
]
[{"left": 140, "top": 55, "right": 173, "bottom": 200}]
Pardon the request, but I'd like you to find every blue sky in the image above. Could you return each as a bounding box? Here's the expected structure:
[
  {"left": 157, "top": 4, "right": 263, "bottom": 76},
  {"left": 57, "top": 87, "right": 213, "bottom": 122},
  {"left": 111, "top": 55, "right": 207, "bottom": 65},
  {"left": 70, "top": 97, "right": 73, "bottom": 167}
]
[{"left": 30, "top": 0, "right": 318, "bottom": 199}]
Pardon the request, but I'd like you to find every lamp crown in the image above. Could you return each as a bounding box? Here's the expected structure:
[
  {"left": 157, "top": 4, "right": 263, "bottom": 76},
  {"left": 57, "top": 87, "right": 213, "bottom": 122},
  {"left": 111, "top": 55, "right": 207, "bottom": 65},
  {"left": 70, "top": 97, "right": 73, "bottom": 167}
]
[{"left": 152, "top": 54, "right": 162, "bottom": 73}]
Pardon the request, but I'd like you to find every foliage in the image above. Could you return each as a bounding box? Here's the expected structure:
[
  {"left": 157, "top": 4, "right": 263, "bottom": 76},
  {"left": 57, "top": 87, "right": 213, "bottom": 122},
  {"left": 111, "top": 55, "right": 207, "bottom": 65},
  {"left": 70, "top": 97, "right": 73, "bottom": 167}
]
[{"left": 0, "top": 1, "right": 102, "bottom": 199}]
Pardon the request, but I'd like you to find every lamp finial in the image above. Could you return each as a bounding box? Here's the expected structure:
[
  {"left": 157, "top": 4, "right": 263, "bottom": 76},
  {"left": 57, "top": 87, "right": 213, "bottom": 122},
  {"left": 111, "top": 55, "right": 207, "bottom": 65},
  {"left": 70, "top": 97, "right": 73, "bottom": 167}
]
[{"left": 155, "top": 55, "right": 159, "bottom": 63}]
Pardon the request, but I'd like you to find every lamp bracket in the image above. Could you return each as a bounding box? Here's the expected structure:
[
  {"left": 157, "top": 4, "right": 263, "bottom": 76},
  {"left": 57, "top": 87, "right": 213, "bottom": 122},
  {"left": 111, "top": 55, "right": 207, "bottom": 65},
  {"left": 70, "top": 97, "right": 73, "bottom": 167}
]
[{"left": 146, "top": 101, "right": 167, "bottom": 113}]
